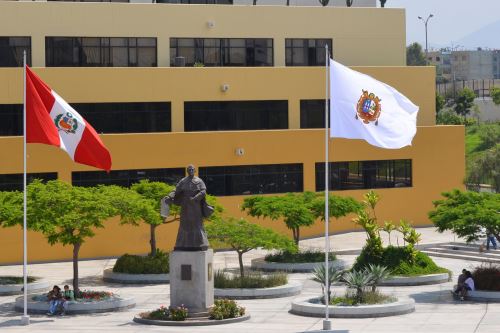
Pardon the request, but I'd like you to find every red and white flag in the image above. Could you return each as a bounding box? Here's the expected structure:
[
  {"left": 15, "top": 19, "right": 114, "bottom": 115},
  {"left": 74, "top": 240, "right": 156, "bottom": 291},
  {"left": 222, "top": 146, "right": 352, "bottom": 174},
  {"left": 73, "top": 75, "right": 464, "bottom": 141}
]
[{"left": 26, "top": 66, "right": 112, "bottom": 171}]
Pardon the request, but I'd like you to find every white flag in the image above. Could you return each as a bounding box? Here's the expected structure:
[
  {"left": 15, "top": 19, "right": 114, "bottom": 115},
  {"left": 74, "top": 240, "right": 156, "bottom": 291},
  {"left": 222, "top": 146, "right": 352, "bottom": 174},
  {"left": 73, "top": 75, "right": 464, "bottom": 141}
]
[{"left": 329, "top": 59, "right": 419, "bottom": 149}]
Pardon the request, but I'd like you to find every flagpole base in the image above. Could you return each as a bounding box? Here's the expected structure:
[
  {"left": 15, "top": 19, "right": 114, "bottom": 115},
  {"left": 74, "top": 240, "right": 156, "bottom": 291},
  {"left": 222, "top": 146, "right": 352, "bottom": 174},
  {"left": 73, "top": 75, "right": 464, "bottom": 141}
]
[
  {"left": 20, "top": 315, "right": 30, "bottom": 326},
  {"left": 322, "top": 319, "right": 331, "bottom": 330}
]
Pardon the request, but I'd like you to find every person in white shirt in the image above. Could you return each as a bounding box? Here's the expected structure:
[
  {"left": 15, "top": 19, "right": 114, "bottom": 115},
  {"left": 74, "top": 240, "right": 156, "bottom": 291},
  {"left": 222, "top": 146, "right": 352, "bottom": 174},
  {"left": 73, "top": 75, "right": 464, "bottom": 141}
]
[{"left": 460, "top": 271, "right": 475, "bottom": 301}]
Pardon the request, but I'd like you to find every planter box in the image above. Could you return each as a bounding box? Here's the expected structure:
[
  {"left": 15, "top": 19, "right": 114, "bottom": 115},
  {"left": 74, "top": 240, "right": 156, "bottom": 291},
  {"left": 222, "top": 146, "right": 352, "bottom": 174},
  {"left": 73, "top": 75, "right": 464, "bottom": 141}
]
[
  {"left": 15, "top": 294, "right": 136, "bottom": 314},
  {"left": 379, "top": 273, "right": 450, "bottom": 286},
  {"left": 467, "top": 290, "right": 500, "bottom": 302},
  {"left": 251, "top": 258, "right": 346, "bottom": 273},
  {"left": 103, "top": 268, "right": 169, "bottom": 284},
  {"left": 291, "top": 296, "right": 415, "bottom": 318},
  {"left": 133, "top": 314, "right": 250, "bottom": 326},
  {"left": 214, "top": 281, "right": 302, "bottom": 299},
  {"left": 0, "top": 280, "right": 49, "bottom": 296}
]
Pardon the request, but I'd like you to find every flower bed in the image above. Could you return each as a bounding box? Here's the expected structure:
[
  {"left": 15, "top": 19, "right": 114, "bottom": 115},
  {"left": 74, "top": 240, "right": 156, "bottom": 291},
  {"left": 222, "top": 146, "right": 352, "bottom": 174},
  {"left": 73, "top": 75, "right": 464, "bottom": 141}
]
[
  {"left": 252, "top": 250, "right": 345, "bottom": 273},
  {"left": 214, "top": 270, "right": 287, "bottom": 289},
  {"left": 0, "top": 276, "right": 49, "bottom": 296},
  {"left": 265, "top": 250, "right": 336, "bottom": 263},
  {"left": 291, "top": 296, "right": 415, "bottom": 318},
  {"left": 133, "top": 300, "right": 250, "bottom": 326}
]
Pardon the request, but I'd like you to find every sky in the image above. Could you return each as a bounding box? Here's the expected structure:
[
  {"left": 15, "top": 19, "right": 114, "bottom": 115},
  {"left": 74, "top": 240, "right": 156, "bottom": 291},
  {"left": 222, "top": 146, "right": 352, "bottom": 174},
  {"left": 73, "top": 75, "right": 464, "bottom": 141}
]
[{"left": 386, "top": 0, "right": 500, "bottom": 50}]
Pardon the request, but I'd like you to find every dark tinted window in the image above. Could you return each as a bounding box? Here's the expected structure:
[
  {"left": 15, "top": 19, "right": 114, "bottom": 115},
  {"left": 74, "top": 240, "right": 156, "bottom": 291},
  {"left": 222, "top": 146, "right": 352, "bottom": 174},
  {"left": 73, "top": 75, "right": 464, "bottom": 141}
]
[
  {"left": 0, "top": 37, "right": 31, "bottom": 67},
  {"left": 0, "top": 104, "right": 22, "bottom": 136},
  {"left": 159, "top": 0, "right": 232, "bottom": 3},
  {"left": 185, "top": 100, "right": 288, "bottom": 131},
  {"left": 300, "top": 99, "right": 330, "bottom": 128},
  {"left": 170, "top": 38, "right": 273, "bottom": 67},
  {"left": 72, "top": 168, "right": 185, "bottom": 187},
  {"left": 316, "top": 160, "right": 412, "bottom": 191},
  {"left": 0, "top": 173, "right": 58, "bottom": 191},
  {"left": 199, "top": 164, "right": 303, "bottom": 196},
  {"left": 285, "top": 39, "right": 332, "bottom": 66},
  {"left": 46, "top": 37, "right": 157, "bottom": 67},
  {"left": 70, "top": 102, "right": 171, "bottom": 134}
]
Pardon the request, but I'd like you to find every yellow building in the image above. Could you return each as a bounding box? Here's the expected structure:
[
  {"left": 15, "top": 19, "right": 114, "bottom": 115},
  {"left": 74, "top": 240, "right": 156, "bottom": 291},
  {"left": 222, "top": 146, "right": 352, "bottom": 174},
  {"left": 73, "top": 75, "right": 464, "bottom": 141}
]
[{"left": 0, "top": 2, "right": 464, "bottom": 264}]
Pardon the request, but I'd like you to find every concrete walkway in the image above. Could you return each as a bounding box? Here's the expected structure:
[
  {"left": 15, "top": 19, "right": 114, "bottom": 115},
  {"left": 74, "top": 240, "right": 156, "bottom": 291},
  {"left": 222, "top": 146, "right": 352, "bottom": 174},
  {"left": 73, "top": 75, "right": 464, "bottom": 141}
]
[{"left": 0, "top": 228, "right": 497, "bottom": 333}]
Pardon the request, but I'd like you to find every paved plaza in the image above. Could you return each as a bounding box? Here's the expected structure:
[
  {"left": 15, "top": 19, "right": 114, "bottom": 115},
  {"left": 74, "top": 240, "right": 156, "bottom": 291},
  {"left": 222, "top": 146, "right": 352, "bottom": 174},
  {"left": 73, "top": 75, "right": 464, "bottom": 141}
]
[{"left": 0, "top": 228, "right": 498, "bottom": 333}]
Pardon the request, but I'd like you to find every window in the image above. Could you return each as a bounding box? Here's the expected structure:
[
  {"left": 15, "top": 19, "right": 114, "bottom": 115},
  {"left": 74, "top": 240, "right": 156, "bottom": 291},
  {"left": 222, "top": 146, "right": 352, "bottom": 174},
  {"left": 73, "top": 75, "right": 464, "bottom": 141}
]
[
  {"left": 170, "top": 38, "right": 273, "bottom": 67},
  {"left": 72, "top": 168, "right": 185, "bottom": 187},
  {"left": 285, "top": 39, "right": 332, "bottom": 66},
  {"left": 0, "top": 173, "right": 58, "bottom": 191},
  {"left": 300, "top": 100, "right": 329, "bottom": 128},
  {"left": 316, "top": 159, "right": 412, "bottom": 191},
  {"left": 185, "top": 100, "right": 288, "bottom": 131},
  {"left": 436, "top": 56, "right": 441, "bottom": 62},
  {"left": 0, "top": 104, "right": 22, "bottom": 136},
  {"left": 70, "top": 102, "right": 171, "bottom": 134},
  {"left": 199, "top": 164, "right": 303, "bottom": 196},
  {"left": 46, "top": 37, "right": 157, "bottom": 67},
  {"left": 47, "top": 0, "right": 129, "bottom": 2},
  {"left": 0, "top": 37, "right": 31, "bottom": 67}
]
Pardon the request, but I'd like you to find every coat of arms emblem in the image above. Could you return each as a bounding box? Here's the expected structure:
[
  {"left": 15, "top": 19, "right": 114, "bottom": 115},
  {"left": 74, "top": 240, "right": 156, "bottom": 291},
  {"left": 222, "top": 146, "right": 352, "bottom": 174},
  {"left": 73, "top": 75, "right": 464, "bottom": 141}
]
[
  {"left": 54, "top": 112, "right": 78, "bottom": 134},
  {"left": 356, "top": 90, "right": 382, "bottom": 125}
]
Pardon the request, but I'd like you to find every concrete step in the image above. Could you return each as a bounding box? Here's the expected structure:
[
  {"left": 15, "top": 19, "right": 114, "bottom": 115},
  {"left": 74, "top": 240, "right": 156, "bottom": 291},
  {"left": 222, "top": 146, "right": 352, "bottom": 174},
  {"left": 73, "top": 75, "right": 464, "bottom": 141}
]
[
  {"left": 449, "top": 242, "right": 500, "bottom": 252},
  {"left": 421, "top": 250, "right": 500, "bottom": 264},
  {"left": 425, "top": 247, "right": 500, "bottom": 259}
]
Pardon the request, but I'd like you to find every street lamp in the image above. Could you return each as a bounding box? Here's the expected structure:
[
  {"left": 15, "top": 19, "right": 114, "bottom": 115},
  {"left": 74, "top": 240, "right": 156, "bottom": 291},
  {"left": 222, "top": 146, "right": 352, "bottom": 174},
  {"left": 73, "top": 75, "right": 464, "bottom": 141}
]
[{"left": 418, "top": 14, "right": 434, "bottom": 62}]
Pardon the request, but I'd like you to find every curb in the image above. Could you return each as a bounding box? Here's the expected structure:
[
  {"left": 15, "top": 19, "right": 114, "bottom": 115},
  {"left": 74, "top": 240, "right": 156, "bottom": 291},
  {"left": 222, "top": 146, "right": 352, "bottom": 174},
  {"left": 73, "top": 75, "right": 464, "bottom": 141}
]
[
  {"left": 103, "top": 268, "right": 169, "bottom": 284},
  {"left": 251, "top": 259, "right": 347, "bottom": 273},
  {"left": 0, "top": 280, "right": 50, "bottom": 296},
  {"left": 290, "top": 296, "right": 415, "bottom": 318},
  {"left": 215, "top": 281, "right": 302, "bottom": 299},
  {"left": 379, "top": 273, "right": 450, "bottom": 286},
  {"left": 14, "top": 294, "right": 136, "bottom": 314},
  {"left": 133, "top": 314, "right": 250, "bottom": 326}
]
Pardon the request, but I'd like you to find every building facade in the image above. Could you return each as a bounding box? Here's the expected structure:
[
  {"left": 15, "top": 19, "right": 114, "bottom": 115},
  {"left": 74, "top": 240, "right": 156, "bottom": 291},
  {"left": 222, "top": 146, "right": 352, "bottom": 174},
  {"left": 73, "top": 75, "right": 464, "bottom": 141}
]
[
  {"left": 429, "top": 49, "right": 500, "bottom": 81},
  {"left": 0, "top": 2, "right": 464, "bottom": 264}
]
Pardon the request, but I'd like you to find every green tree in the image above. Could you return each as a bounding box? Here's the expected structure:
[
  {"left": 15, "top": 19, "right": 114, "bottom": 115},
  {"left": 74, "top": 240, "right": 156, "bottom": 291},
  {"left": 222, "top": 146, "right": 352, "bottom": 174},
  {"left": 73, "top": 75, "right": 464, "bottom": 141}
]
[
  {"left": 454, "top": 88, "right": 476, "bottom": 118},
  {"left": 241, "top": 192, "right": 317, "bottom": 246},
  {"left": 0, "top": 180, "right": 132, "bottom": 293},
  {"left": 467, "top": 145, "right": 500, "bottom": 193},
  {"left": 206, "top": 217, "right": 296, "bottom": 278},
  {"left": 429, "top": 190, "right": 500, "bottom": 243},
  {"left": 436, "top": 93, "right": 445, "bottom": 114},
  {"left": 406, "top": 42, "right": 426, "bottom": 66},
  {"left": 477, "top": 123, "right": 500, "bottom": 150},
  {"left": 491, "top": 87, "right": 500, "bottom": 105},
  {"left": 129, "top": 180, "right": 176, "bottom": 256},
  {"left": 379, "top": 0, "right": 387, "bottom": 7},
  {"left": 310, "top": 193, "right": 362, "bottom": 224}
]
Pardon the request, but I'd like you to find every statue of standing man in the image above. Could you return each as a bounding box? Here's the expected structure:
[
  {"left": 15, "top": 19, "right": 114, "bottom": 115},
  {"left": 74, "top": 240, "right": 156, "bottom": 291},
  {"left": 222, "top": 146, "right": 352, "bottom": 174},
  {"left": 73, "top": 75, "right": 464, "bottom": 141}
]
[{"left": 161, "top": 164, "right": 213, "bottom": 251}]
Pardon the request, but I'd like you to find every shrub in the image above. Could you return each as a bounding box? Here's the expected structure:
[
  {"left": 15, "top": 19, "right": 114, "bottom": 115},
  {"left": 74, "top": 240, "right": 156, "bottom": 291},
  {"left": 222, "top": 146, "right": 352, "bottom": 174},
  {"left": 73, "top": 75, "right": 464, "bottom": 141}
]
[
  {"left": 214, "top": 270, "right": 287, "bottom": 289},
  {"left": 265, "top": 250, "right": 336, "bottom": 263},
  {"left": 209, "top": 299, "right": 245, "bottom": 320},
  {"left": 169, "top": 305, "right": 188, "bottom": 321},
  {"left": 330, "top": 291, "right": 395, "bottom": 306},
  {"left": 147, "top": 306, "right": 170, "bottom": 320},
  {"left": 353, "top": 246, "right": 448, "bottom": 276},
  {"left": 472, "top": 265, "right": 500, "bottom": 291},
  {"left": 0, "top": 276, "right": 36, "bottom": 284},
  {"left": 113, "top": 250, "right": 169, "bottom": 274}
]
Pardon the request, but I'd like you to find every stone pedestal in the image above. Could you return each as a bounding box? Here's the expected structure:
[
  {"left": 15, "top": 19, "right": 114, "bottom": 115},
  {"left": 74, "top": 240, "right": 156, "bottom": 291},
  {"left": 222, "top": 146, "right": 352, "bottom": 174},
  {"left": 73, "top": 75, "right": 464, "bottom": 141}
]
[{"left": 169, "top": 250, "right": 214, "bottom": 315}]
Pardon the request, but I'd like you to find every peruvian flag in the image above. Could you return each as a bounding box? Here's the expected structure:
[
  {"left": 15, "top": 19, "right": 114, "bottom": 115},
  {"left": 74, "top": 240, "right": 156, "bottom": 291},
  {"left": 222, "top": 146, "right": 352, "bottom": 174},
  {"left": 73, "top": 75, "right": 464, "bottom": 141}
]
[{"left": 26, "top": 66, "right": 112, "bottom": 171}]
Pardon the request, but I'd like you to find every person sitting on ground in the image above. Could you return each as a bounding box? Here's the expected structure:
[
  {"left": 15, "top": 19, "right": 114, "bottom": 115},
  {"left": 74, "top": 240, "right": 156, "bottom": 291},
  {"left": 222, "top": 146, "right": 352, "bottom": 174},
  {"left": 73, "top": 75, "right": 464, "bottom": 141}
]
[
  {"left": 47, "top": 285, "right": 64, "bottom": 315},
  {"left": 459, "top": 271, "right": 475, "bottom": 301},
  {"left": 60, "top": 285, "right": 75, "bottom": 315},
  {"left": 453, "top": 269, "right": 467, "bottom": 294}
]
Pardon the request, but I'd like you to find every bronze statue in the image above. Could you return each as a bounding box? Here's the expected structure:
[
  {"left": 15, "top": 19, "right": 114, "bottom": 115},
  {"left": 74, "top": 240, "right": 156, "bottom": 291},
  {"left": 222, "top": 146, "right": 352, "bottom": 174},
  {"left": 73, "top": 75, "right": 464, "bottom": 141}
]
[{"left": 161, "top": 165, "right": 213, "bottom": 251}]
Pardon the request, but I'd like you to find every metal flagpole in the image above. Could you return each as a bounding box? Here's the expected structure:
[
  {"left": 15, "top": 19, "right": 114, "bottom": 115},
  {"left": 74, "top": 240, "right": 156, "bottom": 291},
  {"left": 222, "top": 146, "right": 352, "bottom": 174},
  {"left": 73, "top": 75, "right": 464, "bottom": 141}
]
[
  {"left": 323, "top": 44, "right": 331, "bottom": 331},
  {"left": 21, "top": 50, "right": 30, "bottom": 326}
]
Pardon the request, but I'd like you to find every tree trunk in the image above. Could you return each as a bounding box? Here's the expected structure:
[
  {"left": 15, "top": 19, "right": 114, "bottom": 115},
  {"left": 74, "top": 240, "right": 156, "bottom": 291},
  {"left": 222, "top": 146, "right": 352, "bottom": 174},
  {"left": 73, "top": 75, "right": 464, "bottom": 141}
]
[
  {"left": 238, "top": 251, "right": 245, "bottom": 278},
  {"left": 286, "top": 0, "right": 290, "bottom": 5},
  {"left": 150, "top": 224, "right": 157, "bottom": 256},
  {"left": 253, "top": 0, "right": 257, "bottom": 5},
  {"left": 73, "top": 242, "right": 81, "bottom": 295},
  {"left": 294, "top": 227, "right": 300, "bottom": 245}
]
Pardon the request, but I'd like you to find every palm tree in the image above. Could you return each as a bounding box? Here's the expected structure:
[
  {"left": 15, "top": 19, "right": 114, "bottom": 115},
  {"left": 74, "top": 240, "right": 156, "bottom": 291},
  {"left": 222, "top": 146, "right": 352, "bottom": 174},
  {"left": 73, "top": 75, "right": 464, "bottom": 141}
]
[
  {"left": 364, "top": 264, "right": 391, "bottom": 292},
  {"left": 311, "top": 265, "right": 344, "bottom": 304},
  {"left": 342, "top": 270, "right": 372, "bottom": 303}
]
